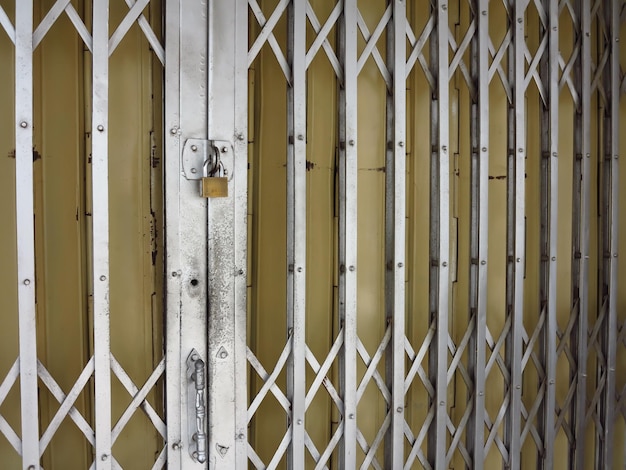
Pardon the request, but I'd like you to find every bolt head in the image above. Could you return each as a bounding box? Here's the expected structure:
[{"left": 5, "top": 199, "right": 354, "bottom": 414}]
[
  {"left": 190, "top": 168, "right": 197, "bottom": 174},
  {"left": 100, "top": 275, "right": 106, "bottom": 281},
  {"left": 97, "top": 125, "right": 104, "bottom": 132},
  {"left": 20, "top": 121, "right": 28, "bottom": 128},
  {"left": 191, "top": 145, "right": 198, "bottom": 152}
]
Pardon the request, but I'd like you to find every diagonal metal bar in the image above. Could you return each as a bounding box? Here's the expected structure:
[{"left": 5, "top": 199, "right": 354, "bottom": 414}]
[
  {"left": 108, "top": 0, "right": 150, "bottom": 56},
  {"left": 0, "top": 5, "right": 14, "bottom": 43},
  {"left": 33, "top": 0, "right": 70, "bottom": 49},
  {"left": 38, "top": 357, "right": 95, "bottom": 454},
  {"left": 110, "top": 357, "right": 166, "bottom": 443},
  {"left": 305, "top": 0, "right": 343, "bottom": 80},
  {"left": 120, "top": 0, "right": 164, "bottom": 64},
  {"left": 356, "top": 333, "right": 390, "bottom": 404},
  {"left": 405, "top": 15, "right": 435, "bottom": 87},
  {"left": 247, "top": 348, "right": 292, "bottom": 414},
  {"left": 248, "top": 0, "right": 291, "bottom": 82},
  {"left": 304, "top": 334, "right": 344, "bottom": 410},
  {"left": 356, "top": 7, "right": 391, "bottom": 88},
  {"left": 247, "top": 338, "right": 292, "bottom": 420},
  {"left": 0, "top": 359, "right": 21, "bottom": 455}
]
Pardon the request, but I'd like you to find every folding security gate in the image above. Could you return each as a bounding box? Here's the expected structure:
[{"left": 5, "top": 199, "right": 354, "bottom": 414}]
[{"left": 1, "top": 0, "right": 625, "bottom": 469}]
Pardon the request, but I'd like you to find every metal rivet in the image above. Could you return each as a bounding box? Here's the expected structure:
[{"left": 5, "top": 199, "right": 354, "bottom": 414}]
[
  {"left": 442, "top": 4, "right": 447, "bottom": 10},
  {"left": 442, "top": 145, "right": 447, "bottom": 152},
  {"left": 552, "top": 152, "right": 557, "bottom": 157},
  {"left": 516, "top": 385, "right": 521, "bottom": 389},
  {"left": 297, "top": 419, "right": 303, "bottom": 425},
  {"left": 297, "top": 267, "right": 303, "bottom": 273},
  {"left": 170, "top": 127, "right": 178, "bottom": 135},
  {"left": 614, "top": 253, "right": 618, "bottom": 258},
  {"left": 516, "top": 258, "right": 521, "bottom": 263},
  {"left": 614, "top": 155, "right": 619, "bottom": 160},
  {"left": 398, "top": 262, "right": 403, "bottom": 268},
  {"left": 480, "top": 260, "right": 486, "bottom": 265},
  {"left": 191, "top": 145, "right": 198, "bottom": 152},
  {"left": 172, "top": 271, "right": 178, "bottom": 277},
  {"left": 348, "top": 414, "right": 355, "bottom": 419},
  {"left": 349, "top": 140, "right": 355, "bottom": 146},
  {"left": 100, "top": 275, "right": 106, "bottom": 281},
  {"left": 442, "top": 262, "right": 447, "bottom": 267},
  {"left": 28, "top": 466, "right": 35, "bottom": 470},
  {"left": 97, "top": 125, "right": 104, "bottom": 132},
  {"left": 439, "top": 401, "right": 445, "bottom": 406},
  {"left": 191, "top": 354, "right": 199, "bottom": 361},
  {"left": 23, "top": 279, "right": 31, "bottom": 285},
  {"left": 219, "top": 351, "right": 228, "bottom": 359},
  {"left": 20, "top": 121, "right": 28, "bottom": 128},
  {"left": 586, "top": 153, "right": 590, "bottom": 158},
  {"left": 396, "top": 407, "right": 403, "bottom": 413},
  {"left": 551, "top": 257, "right": 556, "bottom": 261},
  {"left": 518, "top": 148, "right": 523, "bottom": 153},
  {"left": 238, "top": 269, "right": 244, "bottom": 275},
  {"left": 482, "top": 10, "right": 487, "bottom": 15},
  {"left": 549, "top": 380, "right": 555, "bottom": 385},
  {"left": 297, "top": 134, "right": 304, "bottom": 141},
  {"left": 172, "top": 443, "right": 181, "bottom": 450},
  {"left": 479, "top": 391, "right": 484, "bottom": 396},
  {"left": 398, "top": 141, "right": 404, "bottom": 147},
  {"left": 517, "top": 18, "right": 522, "bottom": 23},
  {"left": 238, "top": 433, "right": 245, "bottom": 440},
  {"left": 482, "top": 147, "right": 487, "bottom": 152},
  {"left": 101, "top": 455, "right": 108, "bottom": 461},
  {"left": 221, "top": 146, "right": 228, "bottom": 153},
  {"left": 349, "top": 265, "right": 355, "bottom": 272},
  {"left": 190, "top": 168, "right": 197, "bottom": 174},
  {"left": 237, "top": 133, "right": 245, "bottom": 141}
]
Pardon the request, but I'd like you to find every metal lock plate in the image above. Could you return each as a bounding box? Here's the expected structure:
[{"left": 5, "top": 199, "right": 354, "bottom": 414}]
[{"left": 201, "top": 176, "right": 228, "bottom": 198}]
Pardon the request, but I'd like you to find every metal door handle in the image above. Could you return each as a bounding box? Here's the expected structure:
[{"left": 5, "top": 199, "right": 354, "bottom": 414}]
[{"left": 188, "top": 351, "right": 207, "bottom": 463}]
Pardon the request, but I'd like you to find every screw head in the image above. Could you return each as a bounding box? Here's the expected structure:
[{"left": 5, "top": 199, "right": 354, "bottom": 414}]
[
  {"left": 23, "top": 279, "right": 31, "bottom": 285},
  {"left": 297, "top": 419, "right": 303, "bottom": 425},
  {"left": 396, "top": 407, "right": 403, "bottom": 413},
  {"left": 349, "top": 140, "right": 355, "bottom": 146},
  {"left": 97, "top": 125, "right": 104, "bottom": 132},
  {"left": 349, "top": 265, "right": 355, "bottom": 272},
  {"left": 348, "top": 413, "right": 355, "bottom": 419},
  {"left": 100, "top": 275, "right": 106, "bottom": 281},
  {"left": 191, "top": 145, "right": 198, "bottom": 152},
  {"left": 190, "top": 168, "right": 197, "bottom": 174},
  {"left": 20, "top": 121, "right": 28, "bottom": 128},
  {"left": 101, "top": 454, "right": 108, "bottom": 461},
  {"left": 398, "top": 141, "right": 404, "bottom": 147},
  {"left": 481, "top": 260, "right": 486, "bottom": 265},
  {"left": 221, "top": 146, "right": 228, "bottom": 153}
]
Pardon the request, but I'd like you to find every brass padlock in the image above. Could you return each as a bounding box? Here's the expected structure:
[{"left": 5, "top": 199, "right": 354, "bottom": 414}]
[{"left": 201, "top": 161, "right": 228, "bottom": 198}]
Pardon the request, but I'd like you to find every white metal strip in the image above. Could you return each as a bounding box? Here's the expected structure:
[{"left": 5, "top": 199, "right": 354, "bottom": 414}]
[
  {"left": 286, "top": 0, "right": 307, "bottom": 466},
  {"left": 541, "top": 0, "right": 559, "bottom": 465},
  {"left": 468, "top": 0, "right": 489, "bottom": 466},
  {"left": 108, "top": 0, "right": 150, "bottom": 56},
  {"left": 507, "top": 1, "right": 528, "bottom": 467},
  {"left": 572, "top": 1, "right": 591, "bottom": 467},
  {"left": 600, "top": 1, "right": 620, "bottom": 466},
  {"left": 15, "top": 2, "right": 40, "bottom": 468},
  {"left": 234, "top": 0, "right": 249, "bottom": 466},
  {"left": 92, "top": 0, "right": 112, "bottom": 467},
  {"left": 163, "top": 0, "right": 182, "bottom": 465},
  {"left": 339, "top": 0, "right": 358, "bottom": 467},
  {"left": 429, "top": 1, "right": 450, "bottom": 467},
  {"left": 385, "top": 0, "right": 406, "bottom": 467}
]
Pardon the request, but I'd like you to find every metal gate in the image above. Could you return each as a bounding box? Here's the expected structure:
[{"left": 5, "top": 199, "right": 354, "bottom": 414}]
[{"left": 1, "top": 0, "right": 625, "bottom": 469}]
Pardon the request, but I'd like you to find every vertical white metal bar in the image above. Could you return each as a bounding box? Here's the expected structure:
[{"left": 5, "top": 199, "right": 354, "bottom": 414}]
[
  {"left": 286, "top": 0, "right": 306, "bottom": 466},
  {"left": 571, "top": 1, "right": 590, "bottom": 468},
  {"left": 539, "top": 0, "right": 559, "bottom": 466},
  {"left": 92, "top": 0, "right": 112, "bottom": 467},
  {"left": 599, "top": 1, "right": 619, "bottom": 466},
  {"left": 206, "top": 0, "right": 248, "bottom": 466},
  {"left": 15, "top": 2, "right": 40, "bottom": 468},
  {"left": 234, "top": 0, "right": 250, "bottom": 466},
  {"left": 164, "top": 0, "right": 182, "bottom": 464},
  {"left": 428, "top": 1, "right": 449, "bottom": 468},
  {"left": 384, "top": 0, "right": 406, "bottom": 467},
  {"left": 468, "top": 0, "right": 489, "bottom": 467},
  {"left": 339, "top": 0, "right": 358, "bottom": 467},
  {"left": 505, "top": 1, "right": 526, "bottom": 468}
]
